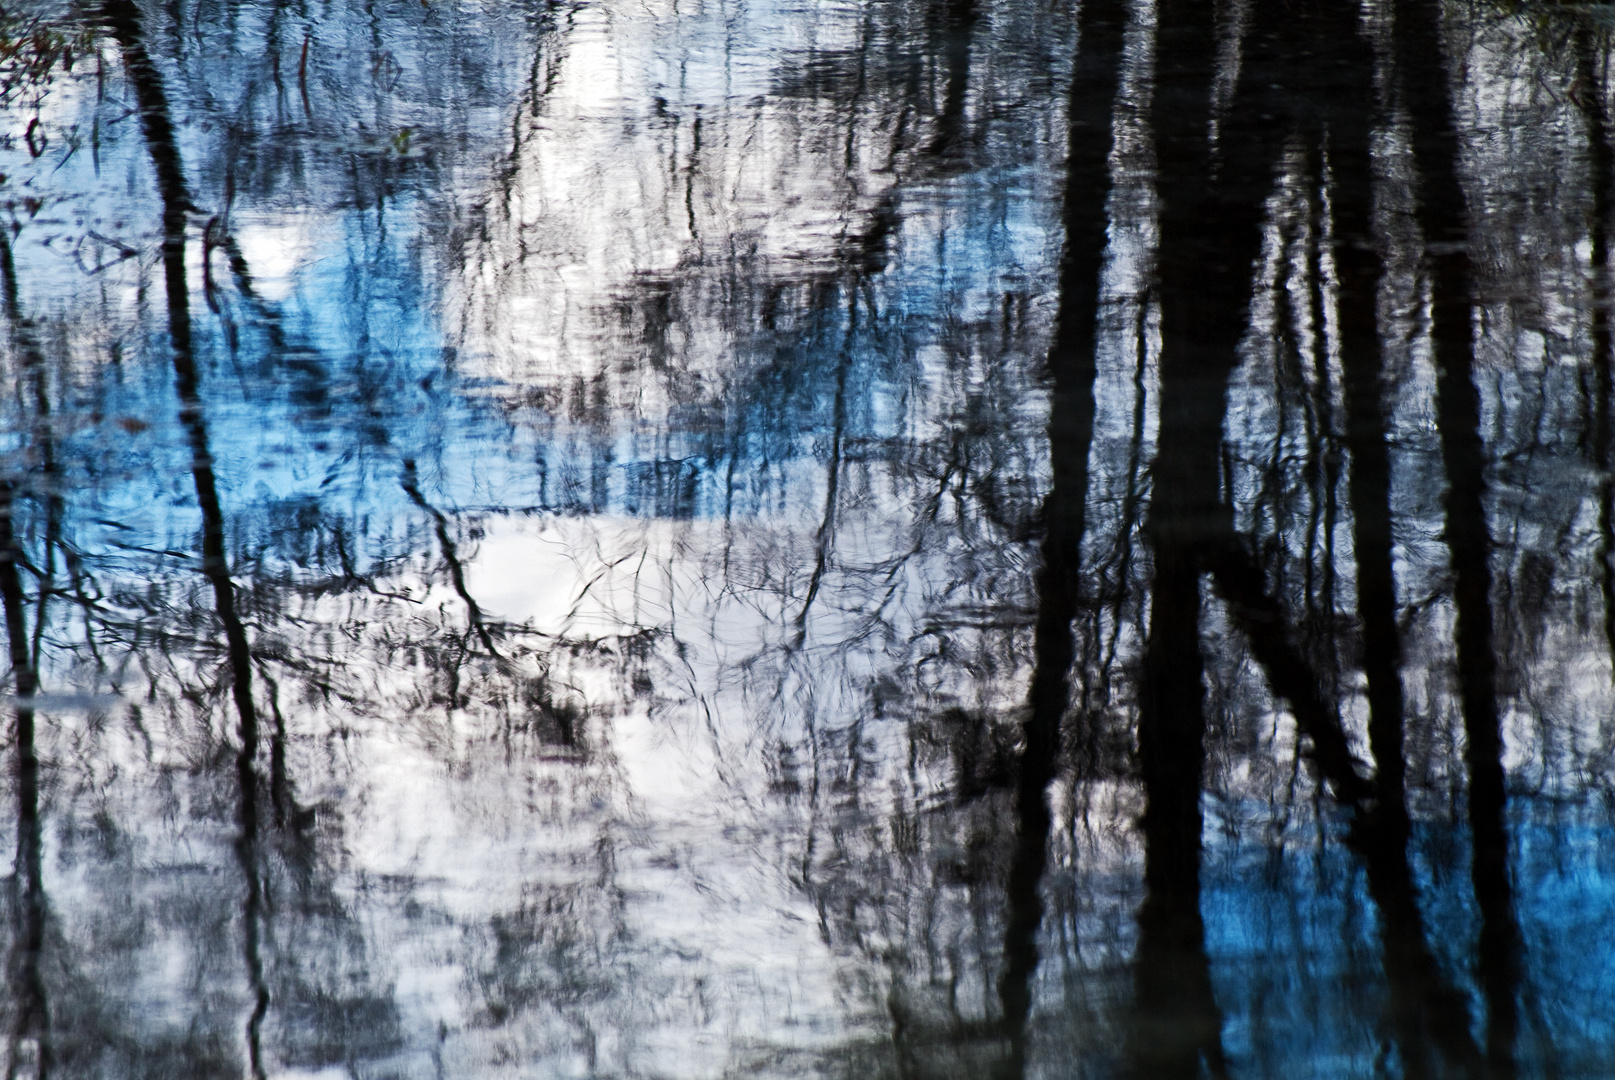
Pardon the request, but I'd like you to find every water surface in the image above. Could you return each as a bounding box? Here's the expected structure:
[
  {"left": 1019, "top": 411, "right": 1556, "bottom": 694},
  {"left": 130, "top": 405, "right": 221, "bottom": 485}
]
[{"left": 0, "top": 0, "right": 1611, "bottom": 1076}]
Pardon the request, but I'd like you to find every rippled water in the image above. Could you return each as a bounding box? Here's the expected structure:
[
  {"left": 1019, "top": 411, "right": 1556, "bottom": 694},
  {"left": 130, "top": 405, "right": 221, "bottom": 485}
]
[{"left": 0, "top": 0, "right": 1611, "bottom": 1076}]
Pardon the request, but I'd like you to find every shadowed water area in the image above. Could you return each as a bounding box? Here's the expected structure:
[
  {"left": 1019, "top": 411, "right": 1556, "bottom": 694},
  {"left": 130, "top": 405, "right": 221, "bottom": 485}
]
[{"left": 0, "top": 0, "right": 1611, "bottom": 1076}]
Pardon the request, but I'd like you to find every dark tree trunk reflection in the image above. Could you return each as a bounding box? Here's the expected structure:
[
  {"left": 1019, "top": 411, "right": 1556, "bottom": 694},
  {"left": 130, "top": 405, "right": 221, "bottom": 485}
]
[
  {"left": 1581, "top": 28, "right": 1615, "bottom": 681},
  {"left": 994, "top": 0, "right": 1126, "bottom": 1068},
  {"left": 0, "top": 478, "right": 49, "bottom": 1080},
  {"left": 1298, "top": 9, "right": 1483, "bottom": 1076},
  {"left": 1125, "top": 0, "right": 1278, "bottom": 1065},
  {"left": 1392, "top": 1, "right": 1523, "bottom": 1074},
  {"left": 106, "top": 4, "right": 270, "bottom": 1075}
]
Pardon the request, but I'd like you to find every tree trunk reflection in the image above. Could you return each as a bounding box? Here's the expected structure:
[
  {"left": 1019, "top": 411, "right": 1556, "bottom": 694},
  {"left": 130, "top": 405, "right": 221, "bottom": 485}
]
[
  {"left": 106, "top": 4, "right": 271, "bottom": 1075},
  {"left": 995, "top": 0, "right": 1125, "bottom": 1066}
]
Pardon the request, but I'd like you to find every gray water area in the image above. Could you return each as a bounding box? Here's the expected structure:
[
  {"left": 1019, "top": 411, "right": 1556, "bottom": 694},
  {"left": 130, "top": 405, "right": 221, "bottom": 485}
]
[{"left": 0, "top": 0, "right": 1610, "bottom": 1076}]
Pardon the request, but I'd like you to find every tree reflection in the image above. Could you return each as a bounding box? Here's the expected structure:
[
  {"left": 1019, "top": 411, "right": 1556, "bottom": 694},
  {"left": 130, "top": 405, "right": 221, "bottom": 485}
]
[
  {"left": 0, "top": 0, "right": 1609, "bottom": 1075},
  {"left": 1, "top": 471, "right": 50, "bottom": 1080},
  {"left": 996, "top": 0, "right": 1125, "bottom": 1068}
]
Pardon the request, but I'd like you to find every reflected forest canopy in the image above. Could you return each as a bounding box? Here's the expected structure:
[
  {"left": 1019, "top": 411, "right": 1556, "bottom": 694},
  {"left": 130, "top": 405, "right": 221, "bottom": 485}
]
[{"left": 0, "top": 0, "right": 1610, "bottom": 1076}]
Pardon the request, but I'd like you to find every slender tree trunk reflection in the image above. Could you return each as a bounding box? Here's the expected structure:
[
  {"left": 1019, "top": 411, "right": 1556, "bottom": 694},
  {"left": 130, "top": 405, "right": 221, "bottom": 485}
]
[
  {"left": 0, "top": 481, "right": 49, "bottom": 1080},
  {"left": 1579, "top": 30, "right": 1615, "bottom": 680},
  {"left": 0, "top": 218, "right": 78, "bottom": 1080},
  {"left": 1319, "top": 28, "right": 1484, "bottom": 1067},
  {"left": 1392, "top": 1, "right": 1523, "bottom": 1073},
  {"left": 104, "top": 3, "right": 271, "bottom": 1075},
  {"left": 927, "top": 0, "right": 978, "bottom": 159},
  {"left": 995, "top": 0, "right": 1126, "bottom": 1069},
  {"left": 1124, "top": 0, "right": 1416, "bottom": 1068},
  {"left": 1125, "top": 0, "right": 1283, "bottom": 1066}
]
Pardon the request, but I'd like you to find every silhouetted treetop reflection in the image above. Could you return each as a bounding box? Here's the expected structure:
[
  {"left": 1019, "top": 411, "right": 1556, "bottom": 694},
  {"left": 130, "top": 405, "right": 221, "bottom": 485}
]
[{"left": 0, "top": 0, "right": 1609, "bottom": 1076}]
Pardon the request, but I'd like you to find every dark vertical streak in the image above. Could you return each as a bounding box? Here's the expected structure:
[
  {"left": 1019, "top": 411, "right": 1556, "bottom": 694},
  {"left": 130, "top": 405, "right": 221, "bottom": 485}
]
[
  {"left": 102, "top": 4, "right": 269, "bottom": 1076},
  {"left": 1130, "top": 546, "right": 1226, "bottom": 1080},
  {"left": 995, "top": 0, "right": 1126, "bottom": 1068},
  {"left": 1306, "top": 195, "right": 1340, "bottom": 640},
  {"left": 686, "top": 110, "right": 701, "bottom": 242},
  {"left": 1392, "top": 0, "right": 1521, "bottom": 1072},
  {"left": 0, "top": 221, "right": 77, "bottom": 1080},
  {"left": 0, "top": 124, "right": 73, "bottom": 1078},
  {"left": 298, "top": 30, "right": 312, "bottom": 119},
  {"left": 1579, "top": 31, "right": 1615, "bottom": 681},
  {"left": 0, "top": 483, "right": 49, "bottom": 1080},
  {"left": 1321, "top": 42, "right": 1483, "bottom": 1064},
  {"left": 1126, "top": 0, "right": 1293, "bottom": 1068},
  {"left": 1327, "top": 97, "right": 1408, "bottom": 843},
  {"left": 927, "top": 0, "right": 978, "bottom": 158},
  {"left": 0, "top": 231, "right": 71, "bottom": 722},
  {"left": 1124, "top": 0, "right": 1401, "bottom": 1065}
]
